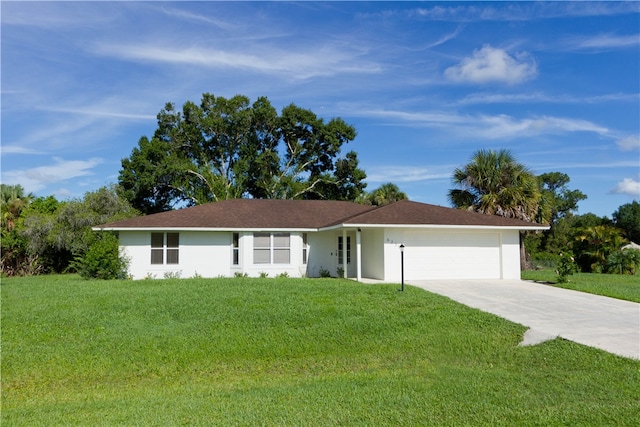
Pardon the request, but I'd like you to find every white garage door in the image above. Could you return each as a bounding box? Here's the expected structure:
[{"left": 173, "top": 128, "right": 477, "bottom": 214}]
[{"left": 403, "top": 231, "right": 501, "bottom": 280}]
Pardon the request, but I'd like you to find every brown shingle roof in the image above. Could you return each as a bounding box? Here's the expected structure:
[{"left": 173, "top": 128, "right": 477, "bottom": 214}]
[
  {"left": 95, "top": 199, "right": 548, "bottom": 230},
  {"left": 96, "top": 199, "right": 376, "bottom": 229},
  {"left": 342, "top": 199, "right": 546, "bottom": 228}
]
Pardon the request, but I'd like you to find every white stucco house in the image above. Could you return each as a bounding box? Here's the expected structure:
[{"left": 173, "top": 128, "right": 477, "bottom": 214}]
[{"left": 94, "top": 199, "right": 548, "bottom": 281}]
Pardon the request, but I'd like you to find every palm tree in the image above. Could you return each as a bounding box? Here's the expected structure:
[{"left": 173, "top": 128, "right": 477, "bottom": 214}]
[
  {"left": 448, "top": 149, "right": 542, "bottom": 223},
  {"left": 448, "top": 149, "right": 543, "bottom": 269},
  {"left": 1, "top": 184, "right": 33, "bottom": 231},
  {"left": 367, "top": 183, "right": 408, "bottom": 206}
]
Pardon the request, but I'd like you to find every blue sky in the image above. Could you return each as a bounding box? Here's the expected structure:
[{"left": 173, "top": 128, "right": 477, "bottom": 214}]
[{"left": 2, "top": 1, "right": 639, "bottom": 218}]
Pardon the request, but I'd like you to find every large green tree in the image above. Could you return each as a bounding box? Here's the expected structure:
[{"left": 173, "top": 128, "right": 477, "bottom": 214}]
[
  {"left": 526, "top": 172, "right": 588, "bottom": 260},
  {"left": 613, "top": 201, "right": 640, "bottom": 243},
  {"left": 537, "top": 172, "right": 587, "bottom": 224},
  {"left": 119, "top": 93, "right": 366, "bottom": 214},
  {"left": 448, "top": 149, "right": 542, "bottom": 222}
]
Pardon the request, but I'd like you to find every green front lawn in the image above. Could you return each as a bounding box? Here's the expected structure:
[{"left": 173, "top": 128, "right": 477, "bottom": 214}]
[
  {"left": 522, "top": 270, "right": 640, "bottom": 303},
  {"left": 2, "top": 275, "right": 639, "bottom": 425}
]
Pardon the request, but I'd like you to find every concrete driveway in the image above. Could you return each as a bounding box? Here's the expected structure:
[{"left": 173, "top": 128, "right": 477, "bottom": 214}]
[{"left": 407, "top": 279, "right": 640, "bottom": 360}]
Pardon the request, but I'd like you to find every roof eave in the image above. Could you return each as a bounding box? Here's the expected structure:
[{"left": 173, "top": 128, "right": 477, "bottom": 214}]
[
  {"left": 93, "top": 226, "right": 320, "bottom": 232},
  {"left": 321, "top": 223, "right": 550, "bottom": 231}
]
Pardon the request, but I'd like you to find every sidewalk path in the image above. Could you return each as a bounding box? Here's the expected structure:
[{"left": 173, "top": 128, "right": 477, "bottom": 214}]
[{"left": 408, "top": 280, "right": 640, "bottom": 360}]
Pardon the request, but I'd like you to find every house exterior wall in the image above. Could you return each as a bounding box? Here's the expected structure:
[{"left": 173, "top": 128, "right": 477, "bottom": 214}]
[
  {"left": 121, "top": 230, "right": 316, "bottom": 280},
  {"left": 500, "top": 230, "right": 521, "bottom": 280},
  {"left": 119, "top": 227, "right": 523, "bottom": 281},
  {"left": 120, "top": 230, "right": 231, "bottom": 279},
  {"left": 361, "top": 228, "right": 384, "bottom": 280}
]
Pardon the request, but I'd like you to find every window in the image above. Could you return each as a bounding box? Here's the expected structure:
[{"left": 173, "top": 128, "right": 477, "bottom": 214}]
[
  {"left": 338, "top": 236, "right": 351, "bottom": 264},
  {"left": 302, "top": 233, "right": 308, "bottom": 264},
  {"left": 232, "top": 233, "right": 240, "bottom": 265},
  {"left": 253, "top": 232, "right": 290, "bottom": 264},
  {"left": 166, "top": 233, "right": 179, "bottom": 264},
  {"left": 151, "top": 233, "right": 164, "bottom": 264},
  {"left": 253, "top": 233, "right": 271, "bottom": 264},
  {"left": 151, "top": 232, "right": 179, "bottom": 265}
]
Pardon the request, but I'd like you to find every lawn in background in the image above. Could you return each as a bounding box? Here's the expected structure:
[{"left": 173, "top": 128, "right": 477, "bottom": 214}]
[
  {"left": 522, "top": 270, "right": 640, "bottom": 303},
  {"left": 2, "top": 275, "right": 639, "bottom": 425}
]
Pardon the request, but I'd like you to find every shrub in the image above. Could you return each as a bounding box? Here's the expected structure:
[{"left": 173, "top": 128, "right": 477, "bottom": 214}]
[
  {"left": 163, "top": 271, "right": 182, "bottom": 279},
  {"left": 74, "top": 233, "right": 128, "bottom": 280},
  {"left": 605, "top": 249, "right": 640, "bottom": 275},
  {"left": 556, "top": 252, "right": 577, "bottom": 283},
  {"left": 319, "top": 267, "right": 332, "bottom": 278}
]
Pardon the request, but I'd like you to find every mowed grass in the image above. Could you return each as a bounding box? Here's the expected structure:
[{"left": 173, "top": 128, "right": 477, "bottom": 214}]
[
  {"left": 2, "top": 275, "right": 639, "bottom": 426},
  {"left": 522, "top": 270, "right": 640, "bottom": 303}
]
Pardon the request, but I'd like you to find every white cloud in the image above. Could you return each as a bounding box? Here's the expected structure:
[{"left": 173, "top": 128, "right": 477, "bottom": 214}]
[
  {"left": 93, "top": 42, "right": 382, "bottom": 80},
  {"left": 0, "top": 145, "right": 46, "bottom": 155},
  {"left": 611, "top": 178, "right": 640, "bottom": 198},
  {"left": 2, "top": 157, "right": 103, "bottom": 193},
  {"left": 616, "top": 135, "right": 640, "bottom": 151},
  {"left": 567, "top": 33, "right": 640, "bottom": 50},
  {"left": 367, "top": 166, "right": 452, "bottom": 183},
  {"left": 444, "top": 45, "right": 537, "bottom": 85},
  {"left": 456, "top": 91, "right": 639, "bottom": 106},
  {"left": 352, "top": 107, "right": 609, "bottom": 140},
  {"left": 476, "top": 115, "right": 609, "bottom": 139}
]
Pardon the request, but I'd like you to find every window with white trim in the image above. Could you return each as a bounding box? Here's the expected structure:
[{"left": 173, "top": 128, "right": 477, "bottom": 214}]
[
  {"left": 151, "top": 232, "right": 179, "bottom": 265},
  {"left": 253, "top": 232, "right": 290, "bottom": 264},
  {"left": 232, "top": 233, "right": 239, "bottom": 265},
  {"left": 302, "top": 233, "right": 308, "bottom": 264}
]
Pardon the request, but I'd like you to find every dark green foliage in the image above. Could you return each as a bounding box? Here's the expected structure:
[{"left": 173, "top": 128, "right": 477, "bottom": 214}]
[
  {"left": 574, "top": 225, "right": 626, "bottom": 273},
  {"left": 118, "top": 93, "right": 367, "bottom": 214},
  {"left": 605, "top": 249, "right": 640, "bottom": 275},
  {"left": 1, "top": 185, "right": 138, "bottom": 277},
  {"left": 449, "top": 149, "right": 541, "bottom": 222},
  {"left": 74, "top": 233, "right": 128, "bottom": 280},
  {"left": 364, "top": 182, "right": 408, "bottom": 206},
  {"left": 537, "top": 172, "right": 587, "bottom": 224},
  {"left": 556, "top": 252, "right": 577, "bottom": 283},
  {"left": 613, "top": 201, "right": 640, "bottom": 243}
]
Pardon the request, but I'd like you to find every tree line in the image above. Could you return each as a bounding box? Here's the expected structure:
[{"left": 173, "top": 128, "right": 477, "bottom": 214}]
[{"left": 2, "top": 92, "right": 639, "bottom": 278}]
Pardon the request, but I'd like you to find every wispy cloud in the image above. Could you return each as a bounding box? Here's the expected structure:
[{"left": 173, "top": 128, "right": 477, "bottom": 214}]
[
  {"left": 366, "top": 166, "right": 452, "bottom": 183},
  {"left": 564, "top": 33, "right": 640, "bottom": 50},
  {"left": 410, "top": 2, "right": 640, "bottom": 22},
  {"left": 93, "top": 42, "right": 382, "bottom": 80},
  {"left": 456, "top": 92, "right": 639, "bottom": 106},
  {"left": 2, "top": 157, "right": 103, "bottom": 193},
  {"left": 476, "top": 115, "right": 609, "bottom": 139},
  {"left": 159, "top": 6, "right": 240, "bottom": 31},
  {"left": 617, "top": 135, "right": 640, "bottom": 151},
  {"left": 611, "top": 178, "right": 640, "bottom": 198},
  {"left": 444, "top": 45, "right": 537, "bottom": 85},
  {"left": 1, "top": 145, "right": 46, "bottom": 155},
  {"left": 39, "top": 106, "right": 155, "bottom": 121},
  {"left": 353, "top": 107, "right": 609, "bottom": 140}
]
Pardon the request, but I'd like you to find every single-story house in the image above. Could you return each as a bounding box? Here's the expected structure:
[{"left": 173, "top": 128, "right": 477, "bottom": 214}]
[{"left": 94, "top": 199, "right": 548, "bottom": 281}]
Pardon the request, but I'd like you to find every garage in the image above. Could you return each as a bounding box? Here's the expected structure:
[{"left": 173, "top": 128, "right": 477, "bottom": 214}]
[{"left": 402, "top": 230, "right": 502, "bottom": 280}]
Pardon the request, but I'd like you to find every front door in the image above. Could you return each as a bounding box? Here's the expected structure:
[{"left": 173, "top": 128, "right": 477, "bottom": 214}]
[{"left": 336, "top": 235, "right": 351, "bottom": 277}]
